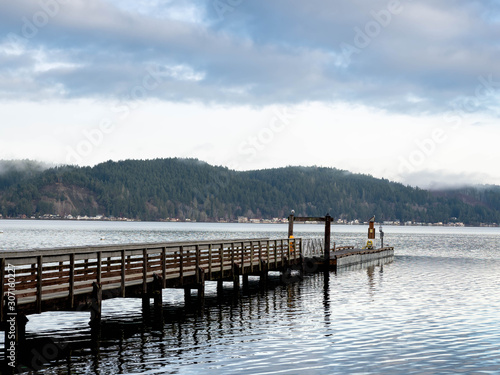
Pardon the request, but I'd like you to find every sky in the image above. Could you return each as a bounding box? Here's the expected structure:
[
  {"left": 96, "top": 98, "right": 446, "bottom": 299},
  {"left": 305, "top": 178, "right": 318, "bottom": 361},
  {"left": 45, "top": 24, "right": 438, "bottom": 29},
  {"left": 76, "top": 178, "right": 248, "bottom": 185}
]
[{"left": 1, "top": 0, "right": 500, "bottom": 189}]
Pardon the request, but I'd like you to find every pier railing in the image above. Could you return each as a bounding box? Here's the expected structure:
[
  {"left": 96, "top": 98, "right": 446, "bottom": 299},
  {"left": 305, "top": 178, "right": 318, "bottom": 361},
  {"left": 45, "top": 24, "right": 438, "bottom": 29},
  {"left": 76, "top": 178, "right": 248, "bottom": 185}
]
[
  {"left": 301, "top": 239, "right": 358, "bottom": 257},
  {"left": 0, "top": 238, "right": 302, "bottom": 317},
  {"left": 301, "top": 238, "right": 324, "bottom": 257}
]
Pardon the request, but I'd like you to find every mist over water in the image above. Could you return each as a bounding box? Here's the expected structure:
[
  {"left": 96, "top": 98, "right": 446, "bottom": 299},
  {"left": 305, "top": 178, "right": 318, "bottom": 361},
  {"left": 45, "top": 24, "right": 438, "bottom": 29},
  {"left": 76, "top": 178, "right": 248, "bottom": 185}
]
[{"left": 1, "top": 221, "right": 499, "bottom": 374}]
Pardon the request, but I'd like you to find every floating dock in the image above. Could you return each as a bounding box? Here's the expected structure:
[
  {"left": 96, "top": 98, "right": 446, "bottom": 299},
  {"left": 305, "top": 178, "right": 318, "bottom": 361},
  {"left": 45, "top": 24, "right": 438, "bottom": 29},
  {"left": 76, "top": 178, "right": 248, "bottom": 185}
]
[
  {"left": 332, "top": 246, "right": 394, "bottom": 268},
  {"left": 302, "top": 245, "right": 394, "bottom": 271}
]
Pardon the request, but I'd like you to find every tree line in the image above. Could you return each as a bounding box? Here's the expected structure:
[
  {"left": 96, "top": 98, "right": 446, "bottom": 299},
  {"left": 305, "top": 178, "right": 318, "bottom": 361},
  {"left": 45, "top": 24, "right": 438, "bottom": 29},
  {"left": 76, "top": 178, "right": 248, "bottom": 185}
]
[{"left": 0, "top": 158, "right": 499, "bottom": 225}]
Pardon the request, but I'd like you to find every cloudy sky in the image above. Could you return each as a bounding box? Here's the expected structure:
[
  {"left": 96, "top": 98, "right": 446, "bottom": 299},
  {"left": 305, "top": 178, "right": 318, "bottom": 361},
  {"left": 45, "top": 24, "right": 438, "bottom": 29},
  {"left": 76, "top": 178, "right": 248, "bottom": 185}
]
[{"left": 1, "top": 0, "right": 500, "bottom": 188}]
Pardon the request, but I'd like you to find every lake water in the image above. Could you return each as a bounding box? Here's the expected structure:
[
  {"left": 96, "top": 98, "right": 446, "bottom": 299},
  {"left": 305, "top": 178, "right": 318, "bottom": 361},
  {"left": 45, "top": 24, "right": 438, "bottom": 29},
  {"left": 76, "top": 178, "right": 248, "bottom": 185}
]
[{"left": 1, "top": 220, "right": 499, "bottom": 374}]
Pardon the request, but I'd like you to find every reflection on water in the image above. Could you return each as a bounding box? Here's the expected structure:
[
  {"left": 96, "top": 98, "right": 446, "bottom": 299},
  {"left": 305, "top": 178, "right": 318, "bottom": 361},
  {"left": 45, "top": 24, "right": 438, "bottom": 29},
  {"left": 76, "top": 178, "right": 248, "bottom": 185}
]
[{"left": 1, "top": 222, "right": 499, "bottom": 374}]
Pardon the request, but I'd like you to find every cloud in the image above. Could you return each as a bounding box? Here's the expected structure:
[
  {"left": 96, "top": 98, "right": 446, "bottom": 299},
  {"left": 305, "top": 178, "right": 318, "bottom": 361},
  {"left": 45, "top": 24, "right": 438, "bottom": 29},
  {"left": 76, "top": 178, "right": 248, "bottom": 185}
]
[
  {"left": 398, "top": 170, "right": 497, "bottom": 190},
  {"left": 0, "top": 0, "right": 499, "bottom": 114}
]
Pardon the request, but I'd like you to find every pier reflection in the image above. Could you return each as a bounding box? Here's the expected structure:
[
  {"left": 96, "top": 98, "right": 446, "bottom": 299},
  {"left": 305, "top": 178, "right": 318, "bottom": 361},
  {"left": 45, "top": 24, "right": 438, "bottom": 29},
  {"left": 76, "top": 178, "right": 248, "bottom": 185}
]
[{"left": 17, "top": 273, "right": 303, "bottom": 373}]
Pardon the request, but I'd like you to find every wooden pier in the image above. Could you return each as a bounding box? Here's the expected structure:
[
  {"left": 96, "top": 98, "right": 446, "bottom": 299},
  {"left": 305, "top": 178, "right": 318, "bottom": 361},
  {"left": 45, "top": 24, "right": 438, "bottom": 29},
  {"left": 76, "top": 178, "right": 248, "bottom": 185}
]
[
  {"left": 1, "top": 231, "right": 393, "bottom": 371},
  {"left": 0, "top": 238, "right": 302, "bottom": 318}
]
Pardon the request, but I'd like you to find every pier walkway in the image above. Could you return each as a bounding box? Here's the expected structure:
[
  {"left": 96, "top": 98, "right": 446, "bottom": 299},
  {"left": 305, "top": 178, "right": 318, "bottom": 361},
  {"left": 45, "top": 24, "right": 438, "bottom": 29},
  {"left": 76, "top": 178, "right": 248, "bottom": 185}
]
[
  {"left": 1, "top": 238, "right": 302, "bottom": 320},
  {"left": 1, "top": 235, "right": 393, "bottom": 371}
]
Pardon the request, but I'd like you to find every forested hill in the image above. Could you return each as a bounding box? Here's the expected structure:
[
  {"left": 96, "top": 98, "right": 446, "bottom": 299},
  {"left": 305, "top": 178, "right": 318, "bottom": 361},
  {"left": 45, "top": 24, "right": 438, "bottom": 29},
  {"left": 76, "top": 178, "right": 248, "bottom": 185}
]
[{"left": 0, "top": 158, "right": 499, "bottom": 225}]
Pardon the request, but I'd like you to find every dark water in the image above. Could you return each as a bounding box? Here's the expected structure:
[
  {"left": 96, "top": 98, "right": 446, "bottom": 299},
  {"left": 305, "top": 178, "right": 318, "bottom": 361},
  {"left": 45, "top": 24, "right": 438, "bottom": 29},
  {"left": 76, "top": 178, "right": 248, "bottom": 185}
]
[{"left": 1, "top": 221, "right": 499, "bottom": 374}]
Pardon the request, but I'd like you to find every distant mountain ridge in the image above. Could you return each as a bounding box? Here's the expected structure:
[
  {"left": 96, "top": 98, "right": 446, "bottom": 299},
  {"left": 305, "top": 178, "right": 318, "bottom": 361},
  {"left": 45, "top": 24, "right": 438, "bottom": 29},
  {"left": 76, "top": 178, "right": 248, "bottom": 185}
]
[{"left": 0, "top": 158, "right": 499, "bottom": 225}]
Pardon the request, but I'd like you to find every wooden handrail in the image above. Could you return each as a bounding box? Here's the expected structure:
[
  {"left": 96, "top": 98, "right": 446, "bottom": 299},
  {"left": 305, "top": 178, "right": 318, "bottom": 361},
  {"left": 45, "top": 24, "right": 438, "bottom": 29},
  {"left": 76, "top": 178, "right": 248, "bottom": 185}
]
[{"left": 0, "top": 238, "right": 303, "bottom": 310}]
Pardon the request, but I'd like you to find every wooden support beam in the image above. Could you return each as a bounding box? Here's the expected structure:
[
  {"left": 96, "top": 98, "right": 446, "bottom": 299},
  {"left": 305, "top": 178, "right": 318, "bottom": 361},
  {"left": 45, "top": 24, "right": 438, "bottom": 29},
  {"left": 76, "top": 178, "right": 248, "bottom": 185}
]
[
  {"left": 259, "top": 260, "right": 268, "bottom": 288},
  {"left": 242, "top": 274, "right": 249, "bottom": 294},
  {"left": 197, "top": 267, "right": 205, "bottom": 306},
  {"left": 184, "top": 287, "right": 191, "bottom": 306},
  {"left": 294, "top": 216, "right": 328, "bottom": 222},
  {"left": 232, "top": 262, "right": 240, "bottom": 291},
  {"left": 217, "top": 279, "right": 223, "bottom": 297},
  {"left": 90, "top": 282, "right": 102, "bottom": 328},
  {"left": 152, "top": 274, "right": 163, "bottom": 309}
]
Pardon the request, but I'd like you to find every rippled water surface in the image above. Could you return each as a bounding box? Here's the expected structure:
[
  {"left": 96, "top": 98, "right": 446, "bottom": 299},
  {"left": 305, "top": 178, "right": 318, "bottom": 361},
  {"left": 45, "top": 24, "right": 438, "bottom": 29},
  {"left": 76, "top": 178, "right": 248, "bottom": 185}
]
[{"left": 1, "top": 221, "right": 499, "bottom": 374}]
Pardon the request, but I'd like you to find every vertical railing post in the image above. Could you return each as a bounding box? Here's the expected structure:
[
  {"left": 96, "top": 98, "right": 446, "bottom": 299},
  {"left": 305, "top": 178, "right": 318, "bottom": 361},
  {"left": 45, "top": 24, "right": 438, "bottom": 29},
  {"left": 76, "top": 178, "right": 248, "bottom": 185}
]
[
  {"left": 208, "top": 244, "right": 213, "bottom": 280},
  {"left": 274, "top": 240, "right": 278, "bottom": 268},
  {"left": 36, "top": 255, "right": 43, "bottom": 313},
  {"left": 179, "top": 246, "right": 184, "bottom": 285},
  {"left": 220, "top": 244, "right": 224, "bottom": 278},
  {"left": 161, "top": 247, "right": 167, "bottom": 289},
  {"left": 325, "top": 214, "right": 332, "bottom": 267},
  {"left": 121, "top": 250, "right": 126, "bottom": 297},
  {"left": 250, "top": 241, "right": 255, "bottom": 273},
  {"left": 195, "top": 245, "right": 200, "bottom": 284},
  {"left": 96, "top": 252, "right": 102, "bottom": 285},
  {"left": 231, "top": 243, "right": 235, "bottom": 271},
  {"left": 142, "top": 248, "right": 149, "bottom": 311},
  {"left": 258, "top": 241, "right": 263, "bottom": 271},
  {"left": 281, "top": 239, "right": 285, "bottom": 267},
  {"left": 241, "top": 242, "right": 245, "bottom": 272},
  {"left": 142, "top": 248, "right": 148, "bottom": 296},
  {"left": 69, "top": 253, "right": 75, "bottom": 309}
]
